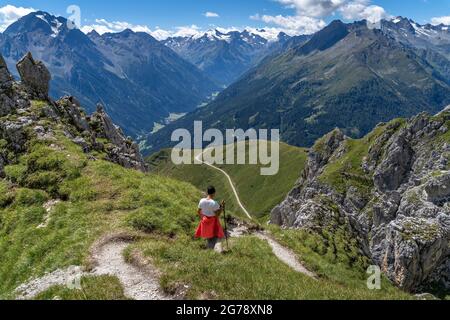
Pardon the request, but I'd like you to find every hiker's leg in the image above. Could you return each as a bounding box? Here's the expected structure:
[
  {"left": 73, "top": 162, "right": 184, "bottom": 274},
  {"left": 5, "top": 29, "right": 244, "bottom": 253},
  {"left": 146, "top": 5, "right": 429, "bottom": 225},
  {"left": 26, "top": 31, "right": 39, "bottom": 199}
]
[{"left": 207, "top": 237, "right": 217, "bottom": 249}]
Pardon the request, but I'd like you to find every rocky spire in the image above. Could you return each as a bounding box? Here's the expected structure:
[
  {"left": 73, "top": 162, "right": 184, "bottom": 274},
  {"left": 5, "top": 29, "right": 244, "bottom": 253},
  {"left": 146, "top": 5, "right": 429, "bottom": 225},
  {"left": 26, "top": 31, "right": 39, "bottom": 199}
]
[
  {"left": 0, "top": 54, "right": 15, "bottom": 117},
  {"left": 91, "top": 103, "right": 147, "bottom": 172},
  {"left": 16, "top": 52, "right": 51, "bottom": 99},
  {"left": 0, "top": 54, "right": 13, "bottom": 91}
]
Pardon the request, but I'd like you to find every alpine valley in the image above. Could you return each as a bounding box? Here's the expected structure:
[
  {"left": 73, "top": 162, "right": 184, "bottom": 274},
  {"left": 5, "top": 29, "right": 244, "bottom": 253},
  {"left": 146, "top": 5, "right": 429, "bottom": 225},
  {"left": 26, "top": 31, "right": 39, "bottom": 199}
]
[
  {"left": 1, "top": 4, "right": 450, "bottom": 301},
  {"left": 0, "top": 11, "right": 219, "bottom": 138},
  {"left": 146, "top": 18, "right": 450, "bottom": 154}
]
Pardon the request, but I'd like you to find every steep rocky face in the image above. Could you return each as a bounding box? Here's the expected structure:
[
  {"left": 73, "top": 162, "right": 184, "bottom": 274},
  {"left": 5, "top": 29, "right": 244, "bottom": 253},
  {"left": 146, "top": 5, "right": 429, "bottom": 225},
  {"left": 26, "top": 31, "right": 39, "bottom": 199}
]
[
  {"left": 271, "top": 112, "right": 450, "bottom": 292},
  {"left": 0, "top": 52, "right": 147, "bottom": 174},
  {"left": 0, "top": 55, "right": 13, "bottom": 91},
  {"left": 0, "top": 55, "right": 15, "bottom": 117},
  {"left": 89, "top": 104, "right": 146, "bottom": 171},
  {"left": 16, "top": 52, "right": 51, "bottom": 99}
]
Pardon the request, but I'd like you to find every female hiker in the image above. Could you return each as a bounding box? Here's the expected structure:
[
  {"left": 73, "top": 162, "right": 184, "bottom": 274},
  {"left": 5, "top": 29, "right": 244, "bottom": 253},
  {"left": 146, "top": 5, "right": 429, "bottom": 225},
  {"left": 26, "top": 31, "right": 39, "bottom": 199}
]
[{"left": 195, "top": 186, "right": 225, "bottom": 249}]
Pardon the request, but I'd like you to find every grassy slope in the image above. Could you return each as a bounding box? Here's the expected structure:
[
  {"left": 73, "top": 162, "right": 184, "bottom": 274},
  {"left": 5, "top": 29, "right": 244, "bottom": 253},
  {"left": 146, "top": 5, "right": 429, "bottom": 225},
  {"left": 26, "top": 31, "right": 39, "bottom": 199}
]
[
  {"left": 148, "top": 142, "right": 308, "bottom": 220},
  {"left": 146, "top": 142, "right": 411, "bottom": 299},
  {"left": 0, "top": 101, "right": 411, "bottom": 300},
  {"left": 132, "top": 234, "right": 410, "bottom": 300},
  {"left": 0, "top": 101, "right": 200, "bottom": 299}
]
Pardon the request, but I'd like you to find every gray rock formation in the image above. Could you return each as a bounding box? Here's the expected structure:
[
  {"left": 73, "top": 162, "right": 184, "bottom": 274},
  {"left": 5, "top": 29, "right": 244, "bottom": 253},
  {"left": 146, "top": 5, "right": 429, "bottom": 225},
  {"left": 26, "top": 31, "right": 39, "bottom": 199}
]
[
  {"left": 0, "top": 54, "right": 15, "bottom": 117},
  {"left": 0, "top": 54, "right": 13, "bottom": 91},
  {"left": 89, "top": 104, "right": 147, "bottom": 172},
  {"left": 16, "top": 52, "right": 51, "bottom": 98},
  {"left": 271, "top": 111, "right": 450, "bottom": 292},
  {"left": 0, "top": 54, "right": 147, "bottom": 173},
  {"left": 56, "top": 96, "right": 90, "bottom": 132}
]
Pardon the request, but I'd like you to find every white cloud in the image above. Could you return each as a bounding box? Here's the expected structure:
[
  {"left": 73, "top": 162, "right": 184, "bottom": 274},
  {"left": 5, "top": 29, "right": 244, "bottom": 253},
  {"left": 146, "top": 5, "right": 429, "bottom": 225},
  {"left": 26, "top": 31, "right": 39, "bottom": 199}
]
[
  {"left": 0, "top": 4, "right": 36, "bottom": 31},
  {"left": 252, "top": 0, "right": 389, "bottom": 35},
  {"left": 204, "top": 12, "right": 219, "bottom": 18},
  {"left": 150, "top": 28, "right": 173, "bottom": 40},
  {"left": 251, "top": 13, "right": 326, "bottom": 34},
  {"left": 431, "top": 16, "right": 450, "bottom": 25},
  {"left": 172, "top": 25, "right": 203, "bottom": 37},
  {"left": 339, "top": 0, "right": 389, "bottom": 23},
  {"left": 81, "top": 19, "right": 152, "bottom": 34},
  {"left": 277, "top": 0, "right": 347, "bottom": 18}
]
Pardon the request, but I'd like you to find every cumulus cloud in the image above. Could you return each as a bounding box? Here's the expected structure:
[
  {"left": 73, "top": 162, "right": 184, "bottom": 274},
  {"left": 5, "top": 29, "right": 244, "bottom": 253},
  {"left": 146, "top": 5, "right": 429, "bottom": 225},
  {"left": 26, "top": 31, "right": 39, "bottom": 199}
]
[
  {"left": 252, "top": 0, "right": 389, "bottom": 35},
  {"left": 0, "top": 4, "right": 36, "bottom": 31},
  {"left": 171, "top": 25, "right": 203, "bottom": 37},
  {"left": 339, "top": 0, "right": 389, "bottom": 23},
  {"left": 251, "top": 13, "right": 326, "bottom": 34},
  {"left": 81, "top": 19, "right": 152, "bottom": 35},
  {"left": 204, "top": 12, "right": 219, "bottom": 18},
  {"left": 277, "top": 0, "right": 347, "bottom": 17},
  {"left": 431, "top": 16, "right": 450, "bottom": 25}
]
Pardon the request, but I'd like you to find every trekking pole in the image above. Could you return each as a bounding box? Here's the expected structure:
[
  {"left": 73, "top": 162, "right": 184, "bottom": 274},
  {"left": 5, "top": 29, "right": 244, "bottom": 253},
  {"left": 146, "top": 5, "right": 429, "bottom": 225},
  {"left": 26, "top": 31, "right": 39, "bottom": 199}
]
[{"left": 223, "top": 202, "right": 230, "bottom": 251}]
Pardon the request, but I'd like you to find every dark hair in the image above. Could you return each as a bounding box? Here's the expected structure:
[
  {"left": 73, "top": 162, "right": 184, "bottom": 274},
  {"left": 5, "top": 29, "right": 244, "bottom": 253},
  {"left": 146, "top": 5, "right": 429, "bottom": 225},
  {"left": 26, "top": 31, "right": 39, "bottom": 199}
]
[{"left": 207, "top": 186, "right": 216, "bottom": 195}]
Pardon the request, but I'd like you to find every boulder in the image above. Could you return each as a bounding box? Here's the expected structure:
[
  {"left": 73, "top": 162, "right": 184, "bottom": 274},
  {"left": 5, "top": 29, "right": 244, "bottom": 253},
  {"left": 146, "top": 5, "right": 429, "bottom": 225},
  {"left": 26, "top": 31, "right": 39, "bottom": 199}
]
[
  {"left": 16, "top": 52, "right": 51, "bottom": 98},
  {"left": 72, "top": 137, "right": 90, "bottom": 153}
]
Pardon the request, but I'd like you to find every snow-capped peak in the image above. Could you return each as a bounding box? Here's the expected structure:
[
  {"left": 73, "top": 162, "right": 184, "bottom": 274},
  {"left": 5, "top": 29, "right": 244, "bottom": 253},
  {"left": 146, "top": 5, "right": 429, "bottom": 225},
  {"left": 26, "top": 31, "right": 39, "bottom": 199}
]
[
  {"left": 243, "top": 28, "right": 280, "bottom": 42},
  {"left": 33, "top": 11, "right": 66, "bottom": 37},
  {"left": 185, "top": 28, "right": 282, "bottom": 44}
]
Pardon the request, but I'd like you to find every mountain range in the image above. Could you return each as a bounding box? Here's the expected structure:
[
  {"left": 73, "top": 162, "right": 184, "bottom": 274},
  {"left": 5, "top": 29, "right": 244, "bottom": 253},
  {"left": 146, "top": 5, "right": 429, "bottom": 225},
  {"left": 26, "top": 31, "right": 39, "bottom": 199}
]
[
  {"left": 0, "top": 11, "right": 219, "bottom": 138},
  {"left": 1, "top": 9, "right": 450, "bottom": 298},
  {"left": 163, "top": 29, "right": 309, "bottom": 86},
  {"left": 145, "top": 18, "right": 450, "bottom": 154}
]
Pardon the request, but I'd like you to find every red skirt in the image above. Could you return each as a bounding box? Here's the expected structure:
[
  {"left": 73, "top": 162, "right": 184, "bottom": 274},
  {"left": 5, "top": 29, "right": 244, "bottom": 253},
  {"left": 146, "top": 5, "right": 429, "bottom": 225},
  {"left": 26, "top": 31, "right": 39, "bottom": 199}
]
[{"left": 195, "top": 215, "right": 225, "bottom": 239}]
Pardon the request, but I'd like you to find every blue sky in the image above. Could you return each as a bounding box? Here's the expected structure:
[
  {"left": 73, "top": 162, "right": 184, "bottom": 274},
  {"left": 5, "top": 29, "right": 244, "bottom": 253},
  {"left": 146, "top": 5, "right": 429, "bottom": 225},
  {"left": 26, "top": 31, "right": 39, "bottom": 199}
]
[{"left": 1, "top": 0, "right": 449, "bottom": 38}]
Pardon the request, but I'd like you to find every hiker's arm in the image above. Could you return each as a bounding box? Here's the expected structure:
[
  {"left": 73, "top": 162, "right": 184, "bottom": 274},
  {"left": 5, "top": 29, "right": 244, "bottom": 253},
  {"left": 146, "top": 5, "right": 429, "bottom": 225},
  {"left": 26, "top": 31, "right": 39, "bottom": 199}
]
[
  {"left": 215, "top": 201, "right": 225, "bottom": 216},
  {"left": 214, "top": 207, "right": 223, "bottom": 216},
  {"left": 197, "top": 208, "right": 202, "bottom": 218}
]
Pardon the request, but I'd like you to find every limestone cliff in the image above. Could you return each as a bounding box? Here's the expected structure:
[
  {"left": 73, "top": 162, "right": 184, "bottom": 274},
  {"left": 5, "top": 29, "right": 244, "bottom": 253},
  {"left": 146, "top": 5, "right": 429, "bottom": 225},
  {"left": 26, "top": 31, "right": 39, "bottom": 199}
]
[{"left": 272, "top": 112, "right": 450, "bottom": 292}]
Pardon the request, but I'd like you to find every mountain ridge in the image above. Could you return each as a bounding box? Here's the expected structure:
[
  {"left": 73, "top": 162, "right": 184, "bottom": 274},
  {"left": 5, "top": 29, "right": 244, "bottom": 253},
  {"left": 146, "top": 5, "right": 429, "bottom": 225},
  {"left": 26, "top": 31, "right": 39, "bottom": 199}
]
[
  {"left": 0, "top": 11, "right": 219, "bottom": 138},
  {"left": 162, "top": 28, "right": 305, "bottom": 86},
  {"left": 145, "top": 18, "right": 450, "bottom": 155}
]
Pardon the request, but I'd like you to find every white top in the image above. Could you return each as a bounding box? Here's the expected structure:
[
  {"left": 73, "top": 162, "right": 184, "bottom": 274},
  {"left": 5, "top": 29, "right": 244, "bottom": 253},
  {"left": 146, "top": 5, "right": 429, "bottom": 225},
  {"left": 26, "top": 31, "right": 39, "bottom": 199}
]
[{"left": 198, "top": 198, "right": 220, "bottom": 217}]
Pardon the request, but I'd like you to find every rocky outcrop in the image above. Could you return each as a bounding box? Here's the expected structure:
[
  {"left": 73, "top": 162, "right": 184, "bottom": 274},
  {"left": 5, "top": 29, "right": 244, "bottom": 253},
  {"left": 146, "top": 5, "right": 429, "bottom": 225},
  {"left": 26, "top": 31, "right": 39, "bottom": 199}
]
[
  {"left": 0, "top": 54, "right": 13, "bottom": 91},
  {"left": 0, "top": 54, "right": 15, "bottom": 117},
  {"left": 0, "top": 53, "right": 147, "bottom": 173},
  {"left": 56, "top": 96, "right": 91, "bottom": 132},
  {"left": 89, "top": 104, "right": 147, "bottom": 172},
  {"left": 16, "top": 52, "right": 51, "bottom": 99},
  {"left": 271, "top": 111, "right": 450, "bottom": 292}
]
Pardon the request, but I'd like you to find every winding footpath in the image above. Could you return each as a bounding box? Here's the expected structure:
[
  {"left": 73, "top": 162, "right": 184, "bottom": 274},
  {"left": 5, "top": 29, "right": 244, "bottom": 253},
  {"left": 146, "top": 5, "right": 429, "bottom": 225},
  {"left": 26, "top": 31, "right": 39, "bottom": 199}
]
[
  {"left": 15, "top": 239, "right": 169, "bottom": 300},
  {"left": 92, "top": 241, "right": 169, "bottom": 300},
  {"left": 14, "top": 150, "right": 315, "bottom": 300},
  {"left": 195, "top": 150, "right": 252, "bottom": 220},
  {"left": 196, "top": 149, "right": 316, "bottom": 279}
]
